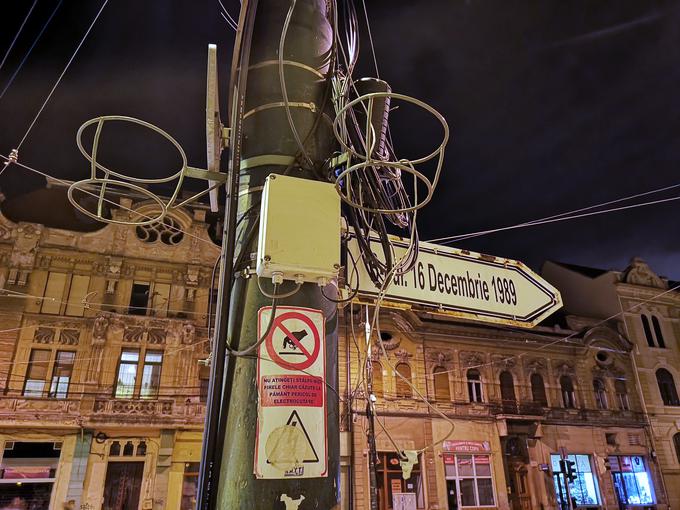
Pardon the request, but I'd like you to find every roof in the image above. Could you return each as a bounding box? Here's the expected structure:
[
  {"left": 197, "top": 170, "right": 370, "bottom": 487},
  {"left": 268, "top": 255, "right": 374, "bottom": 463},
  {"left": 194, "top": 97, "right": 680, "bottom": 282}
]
[{"left": 550, "top": 261, "right": 610, "bottom": 279}]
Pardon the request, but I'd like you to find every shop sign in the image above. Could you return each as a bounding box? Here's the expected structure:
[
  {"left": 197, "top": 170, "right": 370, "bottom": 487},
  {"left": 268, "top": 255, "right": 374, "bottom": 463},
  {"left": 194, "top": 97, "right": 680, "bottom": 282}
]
[
  {"left": 2, "top": 466, "right": 51, "bottom": 479},
  {"left": 391, "top": 479, "right": 402, "bottom": 494},
  {"left": 442, "top": 440, "right": 491, "bottom": 453},
  {"left": 443, "top": 454, "right": 455, "bottom": 465}
]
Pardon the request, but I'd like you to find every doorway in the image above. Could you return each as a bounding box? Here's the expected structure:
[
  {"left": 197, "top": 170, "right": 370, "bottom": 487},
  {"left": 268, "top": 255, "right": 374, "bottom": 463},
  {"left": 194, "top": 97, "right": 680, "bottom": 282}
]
[
  {"left": 103, "top": 461, "right": 144, "bottom": 510},
  {"left": 446, "top": 480, "right": 457, "bottom": 510}
]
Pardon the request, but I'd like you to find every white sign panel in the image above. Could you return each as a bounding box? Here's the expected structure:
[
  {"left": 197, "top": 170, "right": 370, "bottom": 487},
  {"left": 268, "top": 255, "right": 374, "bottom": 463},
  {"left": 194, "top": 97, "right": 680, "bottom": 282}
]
[
  {"left": 348, "top": 234, "right": 562, "bottom": 328},
  {"left": 255, "top": 306, "right": 328, "bottom": 479}
]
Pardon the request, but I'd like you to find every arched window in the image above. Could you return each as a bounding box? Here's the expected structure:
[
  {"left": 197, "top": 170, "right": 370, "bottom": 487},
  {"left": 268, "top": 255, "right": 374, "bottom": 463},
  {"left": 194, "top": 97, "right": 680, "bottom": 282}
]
[
  {"left": 467, "top": 369, "right": 483, "bottom": 403},
  {"left": 500, "top": 371, "right": 516, "bottom": 402},
  {"left": 531, "top": 373, "right": 548, "bottom": 407},
  {"left": 395, "top": 363, "right": 412, "bottom": 398},
  {"left": 433, "top": 366, "right": 450, "bottom": 401},
  {"left": 641, "top": 315, "right": 655, "bottom": 347},
  {"left": 656, "top": 369, "right": 679, "bottom": 406},
  {"left": 674, "top": 433, "right": 680, "bottom": 464},
  {"left": 652, "top": 316, "right": 666, "bottom": 348},
  {"left": 372, "top": 362, "right": 383, "bottom": 397},
  {"left": 614, "top": 379, "right": 629, "bottom": 411},
  {"left": 560, "top": 375, "right": 576, "bottom": 408},
  {"left": 593, "top": 379, "right": 608, "bottom": 410}
]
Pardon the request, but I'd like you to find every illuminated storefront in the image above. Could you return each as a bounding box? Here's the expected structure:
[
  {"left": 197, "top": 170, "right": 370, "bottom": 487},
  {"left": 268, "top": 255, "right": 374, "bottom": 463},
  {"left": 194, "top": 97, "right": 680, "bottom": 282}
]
[
  {"left": 609, "top": 455, "right": 655, "bottom": 507},
  {"left": 551, "top": 454, "right": 601, "bottom": 508},
  {"left": 442, "top": 440, "right": 497, "bottom": 509},
  {"left": 0, "top": 441, "right": 61, "bottom": 509}
]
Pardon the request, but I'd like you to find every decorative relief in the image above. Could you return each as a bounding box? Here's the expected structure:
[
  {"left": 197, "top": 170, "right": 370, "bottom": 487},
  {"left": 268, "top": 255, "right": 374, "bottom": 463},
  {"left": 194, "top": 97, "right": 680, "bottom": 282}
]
[
  {"left": 94, "top": 399, "right": 173, "bottom": 415},
  {"left": 375, "top": 334, "right": 401, "bottom": 351},
  {"left": 426, "top": 350, "right": 452, "bottom": 366},
  {"left": 181, "top": 323, "right": 196, "bottom": 344},
  {"left": 123, "top": 326, "right": 145, "bottom": 343},
  {"left": 186, "top": 266, "right": 200, "bottom": 286},
  {"left": 59, "top": 329, "right": 80, "bottom": 345},
  {"left": 491, "top": 354, "right": 517, "bottom": 369},
  {"left": 394, "top": 348, "right": 413, "bottom": 362},
  {"left": 92, "top": 316, "right": 109, "bottom": 344},
  {"left": 147, "top": 328, "right": 167, "bottom": 345},
  {"left": 460, "top": 351, "right": 485, "bottom": 368},
  {"left": 553, "top": 360, "right": 575, "bottom": 375},
  {"left": 525, "top": 357, "right": 547, "bottom": 372},
  {"left": 624, "top": 257, "right": 666, "bottom": 289},
  {"left": 34, "top": 327, "right": 55, "bottom": 344},
  {"left": 388, "top": 312, "right": 414, "bottom": 333}
]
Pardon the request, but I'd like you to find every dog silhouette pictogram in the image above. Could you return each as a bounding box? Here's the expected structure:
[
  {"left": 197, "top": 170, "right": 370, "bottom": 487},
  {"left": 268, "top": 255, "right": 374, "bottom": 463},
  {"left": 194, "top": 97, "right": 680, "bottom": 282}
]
[{"left": 282, "top": 329, "right": 308, "bottom": 350}]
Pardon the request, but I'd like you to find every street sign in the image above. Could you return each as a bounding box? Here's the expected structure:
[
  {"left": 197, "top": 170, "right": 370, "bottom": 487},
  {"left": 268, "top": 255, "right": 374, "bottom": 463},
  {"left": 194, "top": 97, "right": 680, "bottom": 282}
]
[
  {"left": 347, "top": 233, "right": 562, "bottom": 328},
  {"left": 255, "top": 306, "right": 328, "bottom": 479}
]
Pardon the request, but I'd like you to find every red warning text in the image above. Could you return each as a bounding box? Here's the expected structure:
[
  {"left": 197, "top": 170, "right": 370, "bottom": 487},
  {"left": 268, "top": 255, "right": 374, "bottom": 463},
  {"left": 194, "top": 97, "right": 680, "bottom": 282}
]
[{"left": 260, "top": 375, "right": 323, "bottom": 407}]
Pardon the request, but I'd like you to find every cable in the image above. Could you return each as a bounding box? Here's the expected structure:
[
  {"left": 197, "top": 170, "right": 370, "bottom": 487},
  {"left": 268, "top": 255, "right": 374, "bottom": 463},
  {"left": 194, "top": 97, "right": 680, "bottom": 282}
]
[
  {"left": 220, "top": 11, "right": 237, "bottom": 31},
  {"left": 0, "top": 0, "right": 39, "bottom": 74},
  {"left": 360, "top": 0, "right": 379, "bottom": 79},
  {"left": 256, "top": 277, "right": 302, "bottom": 299},
  {"left": 0, "top": 0, "right": 63, "bottom": 102},
  {"left": 428, "top": 182, "right": 680, "bottom": 245},
  {"left": 12, "top": 0, "right": 110, "bottom": 155}
]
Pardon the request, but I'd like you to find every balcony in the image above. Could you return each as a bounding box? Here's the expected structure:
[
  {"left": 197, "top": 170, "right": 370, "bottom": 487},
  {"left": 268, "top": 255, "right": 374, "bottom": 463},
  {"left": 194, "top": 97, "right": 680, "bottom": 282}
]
[
  {"left": 0, "top": 396, "right": 83, "bottom": 422},
  {"left": 91, "top": 398, "right": 174, "bottom": 421}
]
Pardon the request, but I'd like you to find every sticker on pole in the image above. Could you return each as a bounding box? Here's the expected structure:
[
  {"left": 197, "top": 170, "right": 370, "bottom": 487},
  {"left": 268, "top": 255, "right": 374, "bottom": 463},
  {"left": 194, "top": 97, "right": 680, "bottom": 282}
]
[{"left": 255, "top": 306, "right": 327, "bottom": 479}]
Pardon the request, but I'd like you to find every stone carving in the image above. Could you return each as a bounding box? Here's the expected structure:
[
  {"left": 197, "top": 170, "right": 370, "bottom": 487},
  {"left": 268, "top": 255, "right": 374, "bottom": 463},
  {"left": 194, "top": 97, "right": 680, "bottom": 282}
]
[
  {"left": 623, "top": 257, "right": 666, "bottom": 289},
  {"left": 553, "top": 360, "right": 575, "bottom": 375},
  {"left": 123, "top": 326, "right": 145, "bottom": 343},
  {"left": 92, "top": 316, "right": 109, "bottom": 343},
  {"left": 182, "top": 323, "right": 196, "bottom": 344},
  {"left": 492, "top": 354, "right": 517, "bottom": 369},
  {"left": 59, "top": 329, "right": 80, "bottom": 345},
  {"left": 389, "top": 312, "right": 414, "bottom": 333},
  {"left": 375, "top": 333, "right": 401, "bottom": 351},
  {"left": 427, "top": 350, "right": 452, "bottom": 365},
  {"left": 186, "top": 266, "right": 200, "bottom": 286},
  {"left": 525, "top": 358, "right": 547, "bottom": 372},
  {"left": 394, "top": 348, "right": 413, "bottom": 362},
  {"left": 460, "top": 351, "right": 485, "bottom": 368},
  {"left": 147, "top": 328, "right": 167, "bottom": 345},
  {"left": 34, "top": 327, "right": 55, "bottom": 344}
]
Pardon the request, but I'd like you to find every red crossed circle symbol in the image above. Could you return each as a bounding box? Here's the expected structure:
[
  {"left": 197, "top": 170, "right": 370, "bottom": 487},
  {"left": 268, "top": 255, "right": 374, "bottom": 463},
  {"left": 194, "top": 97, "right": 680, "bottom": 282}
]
[{"left": 265, "top": 311, "right": 321, "bottom": 370}]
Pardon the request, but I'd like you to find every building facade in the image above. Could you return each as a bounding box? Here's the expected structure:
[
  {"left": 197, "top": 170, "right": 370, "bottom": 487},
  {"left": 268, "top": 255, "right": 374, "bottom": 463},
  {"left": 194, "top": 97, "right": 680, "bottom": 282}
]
[
  {"left": 0, "top": 186, "right": 674, "bottom": 510},
  {"left": 339, "top": 303, "right": 666, "bottom": 510},
  {"left": 0, "top": 189, "right": 218, "bottom": 509}
]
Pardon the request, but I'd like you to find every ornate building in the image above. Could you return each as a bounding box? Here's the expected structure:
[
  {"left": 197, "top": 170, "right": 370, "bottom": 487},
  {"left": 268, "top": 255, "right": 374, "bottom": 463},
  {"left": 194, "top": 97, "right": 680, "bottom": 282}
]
[{"left": 0, "top": 186, "right": 217, "bottom": 509}]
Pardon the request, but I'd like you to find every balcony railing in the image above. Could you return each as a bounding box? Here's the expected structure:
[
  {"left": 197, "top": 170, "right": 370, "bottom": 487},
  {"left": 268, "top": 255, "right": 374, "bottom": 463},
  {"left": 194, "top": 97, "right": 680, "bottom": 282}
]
[{"left": 92, "top": 398, "right": 174, "bottom": 417}]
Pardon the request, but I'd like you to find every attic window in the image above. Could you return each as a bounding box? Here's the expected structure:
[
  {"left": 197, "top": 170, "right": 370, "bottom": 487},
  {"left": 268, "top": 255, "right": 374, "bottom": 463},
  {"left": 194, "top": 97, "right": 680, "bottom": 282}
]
[{"left": 136, "top": 216, "right": 184, "bottom": 245}]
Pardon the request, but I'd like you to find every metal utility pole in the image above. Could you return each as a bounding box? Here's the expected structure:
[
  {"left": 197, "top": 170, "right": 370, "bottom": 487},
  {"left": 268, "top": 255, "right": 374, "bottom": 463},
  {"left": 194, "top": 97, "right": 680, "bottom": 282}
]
[
  {"left": 199, "top": 1, "right": 339, "bottom": 508},
  {"left": 364, "top": 306, "right": 380, "bottom": 510}
]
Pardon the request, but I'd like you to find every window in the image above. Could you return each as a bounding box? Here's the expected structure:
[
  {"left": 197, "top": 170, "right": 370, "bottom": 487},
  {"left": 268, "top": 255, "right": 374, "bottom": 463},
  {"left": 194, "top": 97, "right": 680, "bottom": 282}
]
[
  {"left": 115, "top": 350, "right": 140, "bottom": 398},
  {"left": 641, "top": 315, "right": 655, "bottom": 347},
  {"left": 128, "top": 282, "right": 150, "bottom": 316},
  {"left": 41, "top": 272, "right": 68, "bottom": 314},
  {"left": 199, "top": 365, "right": 210, "bottom": 403},
  {"left": 656, "top": 369, "right": 679, "bottom": 406},
  {"left": 499, "top": 371, "right": 516, "bottom": 402},
  {"left": 652, "top": 316, "right": 665, "bottom": 348},
  {"left": 181, "top": 462, "right": 200, "bottom": 510},
  {"left": 372, "top": 362, "right": 383, "bottom": 397},
  {"left": 395, "top": 363, "right": 412, "bottom": 398},
  {"left": 551, "top": 454, "right": 600, "bottom": 506},
  {"left": 150, "top": 283, "right": 171, "bottom": 317},
  {"left": 0, "top": 442, "right": 61, "bottom": 508},
  {"left": 642, "top": 314, "right": 666, "bottom": 348},
  {"left": 560, "top": 375, "right": 576, "bottom": 408},
  {"left": 530, "top": 373, "right": 548, "bottom": 406},
  {"left": 140, "top": 351, "right": 163, "bottom": 398},
  {"left": 48, "top": 351, "right": 75, "bottom": 398},
  {"left": 115, "top": 349, "right": 163, "bottom": 399},
  {"left": 467, "top": 369, "right": 483, "bottom": 403},
  {"left": 615, "top": 379, "right": 630, "bottom": 411},
  {"left": 23, "top": 349, "right": 51, "bottom": 397},
  {"left": 674, "top": 433, "right": 680, "bottom": 464},
  {"left": 433, "top": 366, "right": 450, "bottom": 401},
  {"left": 593, "top": 379, "right": 608, "bottom": 410},
  {"left": 443, "top": 454, "right": 495, "bottom": 507},
  {"left": 609, "top": 455, "right": 654, "bottom": 505},
  {"left": 65, "top": 274, "right": 91, "bottom": 316},
  {"left": 136, "top": 216, "right": 184, "bottom": 245}
]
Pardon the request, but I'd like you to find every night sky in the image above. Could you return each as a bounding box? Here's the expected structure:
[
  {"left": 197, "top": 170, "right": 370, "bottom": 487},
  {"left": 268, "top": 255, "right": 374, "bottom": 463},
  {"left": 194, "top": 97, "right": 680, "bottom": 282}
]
[{"left": 1, "top": 1, "right": 679, "bottom": 278}]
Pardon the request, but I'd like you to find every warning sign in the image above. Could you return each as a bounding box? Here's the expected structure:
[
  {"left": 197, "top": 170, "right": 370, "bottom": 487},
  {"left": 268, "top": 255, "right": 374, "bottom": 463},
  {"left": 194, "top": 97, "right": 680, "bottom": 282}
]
[{"left": 255, "top": 306, "right": 327, "bottom": 479}]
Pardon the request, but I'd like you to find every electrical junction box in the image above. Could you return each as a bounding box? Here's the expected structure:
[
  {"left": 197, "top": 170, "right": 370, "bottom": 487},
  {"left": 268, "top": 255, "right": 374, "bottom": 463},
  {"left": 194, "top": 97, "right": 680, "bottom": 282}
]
[{"left": 257, "top": 173, "right": 341, "bottom": 284}]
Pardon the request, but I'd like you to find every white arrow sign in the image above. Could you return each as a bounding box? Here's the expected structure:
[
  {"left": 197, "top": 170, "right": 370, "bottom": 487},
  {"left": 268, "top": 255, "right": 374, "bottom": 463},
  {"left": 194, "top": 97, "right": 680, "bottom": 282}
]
[{"left": 348, "top": 234, "right": 562, "bottom": 328}]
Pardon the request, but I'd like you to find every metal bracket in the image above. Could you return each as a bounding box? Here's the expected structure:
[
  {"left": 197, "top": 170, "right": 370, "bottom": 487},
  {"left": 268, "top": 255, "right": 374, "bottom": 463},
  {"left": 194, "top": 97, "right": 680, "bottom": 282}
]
[{"left": 184, "top": 166, "right": 228, "bottom": 182}]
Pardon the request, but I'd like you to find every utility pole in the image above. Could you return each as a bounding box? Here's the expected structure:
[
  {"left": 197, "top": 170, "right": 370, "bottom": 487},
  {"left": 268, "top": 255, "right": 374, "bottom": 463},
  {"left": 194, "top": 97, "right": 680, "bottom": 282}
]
[
  {"left": 364, "top": 306, "right": 380, "bottom": 510},
  {"left": 199, "top": 1, "right": 340, "bottom": 508}
]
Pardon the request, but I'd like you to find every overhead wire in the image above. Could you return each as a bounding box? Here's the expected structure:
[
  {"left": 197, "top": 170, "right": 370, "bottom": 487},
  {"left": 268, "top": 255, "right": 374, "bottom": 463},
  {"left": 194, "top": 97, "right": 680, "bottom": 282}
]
[
  {"left": 0, "top": 0, "right": 39, "bottom": 74},
  {"left": 0, "top": 0, "right": 63, "bottom": 102}
]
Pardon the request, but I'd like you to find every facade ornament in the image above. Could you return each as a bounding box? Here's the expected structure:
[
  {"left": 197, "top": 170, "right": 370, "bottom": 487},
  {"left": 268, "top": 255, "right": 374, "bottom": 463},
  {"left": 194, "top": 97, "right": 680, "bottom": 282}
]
[
  {"left": 525, "top": 357, "right": 546, "bottom": 372},
  {"left": 426, "top": 350, "right": 452, "bottom": 366},
  {"left": 394, "top": 348, "right": 412, "bottom": 363},
  {"left": 492, "top": 354, "right": 517, "bottom": 369},
  {"left": 623, "top": 257, "right": 666, "bottom": 289},
  {"left": 186, "top": 266, "right": 200, "bottom": 286},
  {"left": 460, "top": 351, "right": 486, "bottom": 368},
  {"left": 553, "top": 360, "right": 575, "bottom": 375},
  {"left": 375, "top": 334, "right": 401, "bottom": 351},
  {"left": 388, "top": 312, "right": 414, "bottom": 334},
  {"left": 92, "top": 316, "right": 109, "bottom": 344},
  {"left": 181, "top": 322, "right": 196, "bottom": 344}
]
